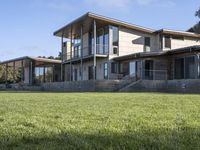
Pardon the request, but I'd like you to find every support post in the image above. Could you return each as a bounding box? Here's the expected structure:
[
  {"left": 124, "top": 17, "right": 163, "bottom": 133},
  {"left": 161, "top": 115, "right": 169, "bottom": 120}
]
[
  {"left": 61, "top": 33, "right": 64, "bottom": 82},
  {"left": 197, "top": 54, "right": 200, "bottom": 79},
  {"left": 29, "top": 61, "right": 33, "bottom": 85},
  {"left": 81, "top": 25, "right": 83, "bottom": 80},
  {"left": 21, "top": 60, "right": 24, "bottom": 82},
  {"left": 93, "top": 20, "right": 97, "bottom": 80},
  {"left": 13, "top": 61, "right": 15, "bottom": 83},
  {"left": 70, "top": 26, "right": 73, "bottom": 81},
  {"left": 5, "top": 64, "right": 8, "bottom": 84}
]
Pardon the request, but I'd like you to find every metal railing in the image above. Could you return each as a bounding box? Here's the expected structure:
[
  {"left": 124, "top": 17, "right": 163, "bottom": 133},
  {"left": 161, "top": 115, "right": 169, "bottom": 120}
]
[
  {"left": 142, "top": 69, "right": 168, "bottom": 80},
  {"left": 63, "top": 44, "right": 109, "bottom": 61}
]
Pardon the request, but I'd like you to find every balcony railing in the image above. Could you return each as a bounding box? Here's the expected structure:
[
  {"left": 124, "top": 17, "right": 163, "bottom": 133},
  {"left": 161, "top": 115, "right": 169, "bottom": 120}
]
[{"left": 63, "top": 44, "right": 109, "bottom": 61}]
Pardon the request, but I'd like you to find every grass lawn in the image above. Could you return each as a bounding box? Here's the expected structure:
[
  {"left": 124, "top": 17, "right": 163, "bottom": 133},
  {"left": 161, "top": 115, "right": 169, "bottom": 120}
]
[{"left": 0, "top": 92, "right": 200, "bottom": 149}]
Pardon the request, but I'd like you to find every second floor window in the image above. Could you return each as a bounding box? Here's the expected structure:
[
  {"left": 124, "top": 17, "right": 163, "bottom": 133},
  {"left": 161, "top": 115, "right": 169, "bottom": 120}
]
[
  {"left": 144, "top": 37, "right": 151, "bottom": 52},
  {"left": 89, "top": 26, "right": 109, "bottom": 55},
  {"left": 164, "top": 35, "right": 171, "bottom": 49},
  {"left": 112, "top": 26, "right": 119, "bottom": 54},
  {"left": 74, "top": 35, "right": 81, "bottom": 58}
]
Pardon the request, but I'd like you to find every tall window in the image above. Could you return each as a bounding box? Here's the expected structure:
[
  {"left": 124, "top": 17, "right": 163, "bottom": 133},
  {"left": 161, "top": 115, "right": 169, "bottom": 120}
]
[
  {"left": 185, "top": 56, "right": 196, "bottom": 79},
  {"left": 97, "top": 28, "right": 104, "bottom": 54},
  {"left": 111, "top": 62, "right": 117, "bottom": 74},
  {"left": 89, "top": 26, "right": 109, "bottom": 55},
  {"left": 144, "top": 37, "right": 151, "bottom": 52},
  {"left": 112, "top": 26, "right": 119, "bottom": 54},
  {"left": 104, "top": 63, "right": 108, "bottom": 79},
  {"left": 74, "top": 35, "right": 81, "bottom": 58},
  {"left": 175, "top": 58, "right": 184, "bottom": 79}
]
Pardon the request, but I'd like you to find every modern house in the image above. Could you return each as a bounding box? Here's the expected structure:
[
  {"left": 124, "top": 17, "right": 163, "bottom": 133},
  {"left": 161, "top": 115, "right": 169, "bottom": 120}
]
[
  {"left": 0, "top": 56, "right": 61, "bottom": 85},
  {"left": 54, "top": 12, "right": 200, "bottom": 82}
]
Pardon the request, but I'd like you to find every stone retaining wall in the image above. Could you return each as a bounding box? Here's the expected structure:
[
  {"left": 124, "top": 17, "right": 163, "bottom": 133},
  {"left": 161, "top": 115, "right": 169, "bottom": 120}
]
[
  {"left": 0, "top": 80, "right": 132, "bottom": 92},
  {"left": 121, "top": 79, "right": 200, "bottom": 93}
]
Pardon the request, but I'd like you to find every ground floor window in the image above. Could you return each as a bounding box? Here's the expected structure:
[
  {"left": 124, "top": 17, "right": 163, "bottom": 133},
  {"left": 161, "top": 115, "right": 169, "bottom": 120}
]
[
  {"left": 111, "top": 62, "right": 117, "bottom": 74},
  {"left": 174, "top": 56, "right": 196, "bottom": 79},
  {"left": 34, "top": 66, "right": 53, "bottom": 83},
  {"left": 104, "top": 63, "right": 108, "bottom": 79},
  {"left": 129, "top": 61, "right": 136, "bottom": 77},
  {"left": 144, "top": 60, "right": 153, "bottom": 80}
]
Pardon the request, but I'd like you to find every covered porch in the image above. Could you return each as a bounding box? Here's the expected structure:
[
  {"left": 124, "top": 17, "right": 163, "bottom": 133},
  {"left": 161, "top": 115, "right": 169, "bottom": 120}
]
[
  {"left": 113, "top": 46, "right": 200, "bottom": 81},
  {"left": 0, "top": 57, "right": 61, "bottom": 85}
]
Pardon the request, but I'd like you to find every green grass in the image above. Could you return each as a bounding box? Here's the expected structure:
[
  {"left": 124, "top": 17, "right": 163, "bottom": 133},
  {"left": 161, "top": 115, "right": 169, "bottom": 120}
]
[{"left": 0, "top": 92, "right": 200, "bottom": 149}]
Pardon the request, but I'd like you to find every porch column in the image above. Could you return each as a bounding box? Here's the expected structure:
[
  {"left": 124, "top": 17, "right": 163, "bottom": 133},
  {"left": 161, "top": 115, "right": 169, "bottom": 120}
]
[
  {"left": 21, "top": 60, "right": 24, "bottom": 82},
  {"left": 52, "top": 65, "right": 55, "bottom": 82},
  {"left": 197, "top": 54, "right": 200, "bottom": 78},
  {"left": 61, "top": 33, "right": 64, "bottom": 81},
  {"left": 29, "top": 61, "right": 33, "bottom": 85},
  {"left": 5, "top": 64, "right": 8, "bottom": 84},
  {"left": 43, "top": 66, "right": 46, "bottom": 83},
  {"left": 70, "top": 26, "right": 73, "bottom": 81},
  {"left": 13, "top": 61, "right": 15, "bottom": 83},
  {"left": 93, "top": 20, "right": 97, "bottom": 80},
  {"left": 81, "top": 25, "right": 83, "bottom": 80},
  {"left": 162, "top": 35, "right": 165, "bottom": 49}
]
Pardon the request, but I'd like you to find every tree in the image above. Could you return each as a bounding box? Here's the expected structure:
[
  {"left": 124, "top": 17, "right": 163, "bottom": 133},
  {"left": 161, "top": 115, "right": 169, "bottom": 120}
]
[
  {"left": 188, "top": 8, "right": 200, "bottom": 34},
  {"left": 196, "top": 7, "right": 200, "bottom": 19}
]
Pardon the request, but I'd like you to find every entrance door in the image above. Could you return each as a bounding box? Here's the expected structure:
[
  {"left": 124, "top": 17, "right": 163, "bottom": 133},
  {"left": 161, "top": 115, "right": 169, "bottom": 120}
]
[
  {"left": 145, "top": 60, "right": 153, "bottom": 80},
  {"left": 88, "top": 66, "right": 93, "bottom": 80}
]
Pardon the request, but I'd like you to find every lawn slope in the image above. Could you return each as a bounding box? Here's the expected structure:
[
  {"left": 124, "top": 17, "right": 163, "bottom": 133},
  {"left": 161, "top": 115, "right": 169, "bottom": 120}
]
[{"left": 0, "top": 92, "right": 200, "bottom": 149}]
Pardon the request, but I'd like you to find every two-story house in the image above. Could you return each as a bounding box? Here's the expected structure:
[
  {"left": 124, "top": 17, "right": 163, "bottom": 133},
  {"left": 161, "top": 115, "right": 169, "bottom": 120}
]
[{"left": 54, "top": 12, "right": 200, "bottom": 82}]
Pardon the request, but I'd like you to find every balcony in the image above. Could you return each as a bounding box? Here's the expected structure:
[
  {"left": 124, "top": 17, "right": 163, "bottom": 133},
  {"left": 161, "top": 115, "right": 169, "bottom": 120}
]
[{"left": 63, "top": 44, "right": 109, "bottom": 63}]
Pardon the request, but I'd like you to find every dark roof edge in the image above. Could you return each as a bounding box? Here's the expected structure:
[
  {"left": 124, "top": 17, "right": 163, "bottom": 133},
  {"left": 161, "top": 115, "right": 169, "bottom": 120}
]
[{"left": 0, "top": 56, "right": 61, "bottom": 65}]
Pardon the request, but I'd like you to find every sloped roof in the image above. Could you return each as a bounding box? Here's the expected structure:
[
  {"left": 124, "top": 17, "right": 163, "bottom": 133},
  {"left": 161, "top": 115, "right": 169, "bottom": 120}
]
[{"left": 0, "top": 56, "right": 61, "bottom": 65}]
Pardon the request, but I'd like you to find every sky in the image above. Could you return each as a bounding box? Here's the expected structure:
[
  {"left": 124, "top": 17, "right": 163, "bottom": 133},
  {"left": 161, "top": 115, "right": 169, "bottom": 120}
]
[{"left": 0, "top": 0, "right": 199, "bottom": 61}]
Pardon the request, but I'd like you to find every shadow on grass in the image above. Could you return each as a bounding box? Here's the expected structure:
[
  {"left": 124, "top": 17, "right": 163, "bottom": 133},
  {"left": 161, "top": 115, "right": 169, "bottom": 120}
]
[{"left": 1, "top": 127, "right": 200, "bottom": 150}]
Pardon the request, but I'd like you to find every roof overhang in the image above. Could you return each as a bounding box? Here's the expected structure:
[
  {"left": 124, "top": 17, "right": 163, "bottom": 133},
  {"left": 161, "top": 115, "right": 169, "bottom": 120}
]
[
  {"left": 113, "top": 45, "right": 200, "bottom": 61},
  {"left": 154, "top": 29, "right": 200, "bottom": 38},
  {"left": 0, "top": 56, "right": 61, "bottom": 65},
  {"left": 54, "top": 12, "right": 154, "bottom": 38}
]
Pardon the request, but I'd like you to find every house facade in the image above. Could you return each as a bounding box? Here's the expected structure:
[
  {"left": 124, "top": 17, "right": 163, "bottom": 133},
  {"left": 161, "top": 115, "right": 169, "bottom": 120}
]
[{"left": 54, "top": 12, "right": 200, "bottom": 82}]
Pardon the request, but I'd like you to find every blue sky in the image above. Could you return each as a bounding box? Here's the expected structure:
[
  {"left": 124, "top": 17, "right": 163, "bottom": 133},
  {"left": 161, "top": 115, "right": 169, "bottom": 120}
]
[{"left": 0, "top": 0, "right": 199, "bottom": 61}]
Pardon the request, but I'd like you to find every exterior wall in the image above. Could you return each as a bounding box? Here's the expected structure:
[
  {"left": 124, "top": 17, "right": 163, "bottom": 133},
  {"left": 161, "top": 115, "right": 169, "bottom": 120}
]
[
  {"left": 171, "top": 37, "right": 200, "bottom": 49},
  {"left": 162, "top": 36, "right": 200, "bottom": 51},
  {"left": 64, "top": 58, "right": 109, "bottom": 81},
  {"left": 24, "top": 66, "right": 30, "bottom": 84},
  {"left": 118, "top": 27, "right": 158, "bottom": 57}
]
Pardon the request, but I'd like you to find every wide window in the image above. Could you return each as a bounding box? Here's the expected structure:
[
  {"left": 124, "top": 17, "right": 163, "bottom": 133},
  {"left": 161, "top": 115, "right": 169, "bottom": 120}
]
[
  {"left": 104, "top": 63, "right": 108, "bottom": 79},
  {"left": 144, "top": 37, "right": 151, "bottom": 52},
  {"left": 174, "top": 56, "right": 196, "bottom": 79},
  {"left": 89, "top": 26, "right": 109, "bottom": 55}
]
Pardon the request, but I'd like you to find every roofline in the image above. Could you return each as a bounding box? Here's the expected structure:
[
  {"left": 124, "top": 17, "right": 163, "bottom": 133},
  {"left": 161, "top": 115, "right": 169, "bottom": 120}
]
[
  {"left": 53, "top": 12, "right": 154, "bottom": 36},
  {"left": 0, "top": 56, "right": 61, "bottom": 65},
  {"left": 155, "top": 29, "right": 200, "bottom": 38},
  {"left": 113, "top": 45, "right": 200, "bottom": 61}
]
